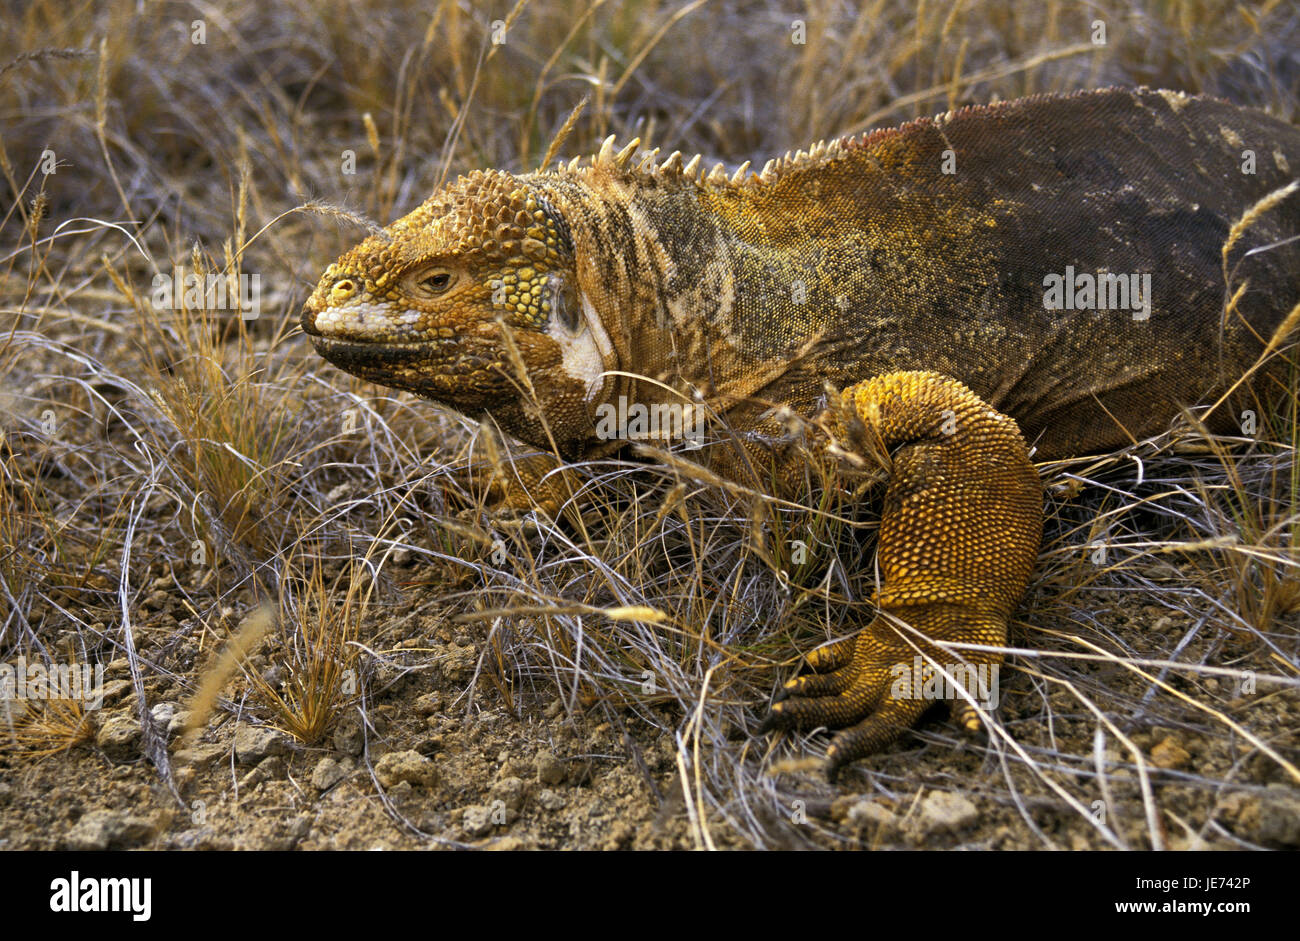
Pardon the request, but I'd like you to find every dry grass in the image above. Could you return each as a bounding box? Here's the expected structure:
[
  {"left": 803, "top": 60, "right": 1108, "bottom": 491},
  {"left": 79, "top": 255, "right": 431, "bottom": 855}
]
[
  {"left": 0, "top": 0, "right": 1298, "bottom": 848},
  {"left": 0, "top": 697, "right": 95, "bottom": 758}
]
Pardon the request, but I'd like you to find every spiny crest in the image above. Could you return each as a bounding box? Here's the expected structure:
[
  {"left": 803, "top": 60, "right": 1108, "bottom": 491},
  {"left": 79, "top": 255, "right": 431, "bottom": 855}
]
[
  {"left": 545, "top": 131, "right": 859, "bottom": 192},
  {"left": 541, "top": 92, "right": 1115, "bottom": 192}
]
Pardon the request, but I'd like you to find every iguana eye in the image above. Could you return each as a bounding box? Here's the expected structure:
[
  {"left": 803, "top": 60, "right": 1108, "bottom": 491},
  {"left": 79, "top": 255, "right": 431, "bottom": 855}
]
[{"left": 415, "top": 268, "right": 456, "bottom": 295}]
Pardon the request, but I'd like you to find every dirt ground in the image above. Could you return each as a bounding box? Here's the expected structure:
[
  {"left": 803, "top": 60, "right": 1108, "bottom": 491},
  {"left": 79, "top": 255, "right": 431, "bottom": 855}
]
[{"left": 4, "top": 565, "right": 1299, "bottom": 851}]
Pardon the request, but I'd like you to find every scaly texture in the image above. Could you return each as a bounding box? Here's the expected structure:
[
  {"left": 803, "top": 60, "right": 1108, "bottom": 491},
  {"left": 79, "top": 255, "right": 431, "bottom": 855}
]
[
  {"left": 763, "top": 372, "right": 1041, "bottom": 773},
  {"left": 303, "top": 87, "right": 1300, "bottom": 773}
]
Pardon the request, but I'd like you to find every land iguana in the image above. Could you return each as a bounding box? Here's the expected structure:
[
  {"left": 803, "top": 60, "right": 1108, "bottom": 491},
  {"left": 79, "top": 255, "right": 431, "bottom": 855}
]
[{"left": 302, "top": 87, "right": 1300, "bottom": 775}]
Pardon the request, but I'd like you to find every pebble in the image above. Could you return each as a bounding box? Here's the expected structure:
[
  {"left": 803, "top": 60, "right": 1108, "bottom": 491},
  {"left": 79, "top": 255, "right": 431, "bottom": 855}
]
[
  {"left": 536, "top": 752, "right": 567, "bottom": 786},
  {"left": 914, "top": 790, "right": 979, "bottom": 836},
  {"left": 64, "top": 810, "right": 155, "bottom": 851},
  {"left": 239, "top": 755, "right": 285, "bottom": 788},
  {"left": 374, "top": 750, "right": 439, "bottom": 788},
  {"left": 1257, "top": 787, "right": 1300, "bottom": 847},
  {"left": 94, "top": 679, "right": 132, "bottom": 705},
  {"left": 413, "top": 692, "right": 443, "bottom": 716},
  {"left": 1150, "top": 736, "right": 1191, "bottom": 770},
  {"left": 95, "top": 713, "right": 141, "bottom": 761},
  {"left": 488, "top": 776, "right": 526, "bottom": 822},
  {"left": 332, "top": 716, "right": 365, "bottom": 756},
  {"left": 846, "top": 800, "right": 896, "bottom": 831},
  {"left": 172, "top": 742, "right": 227, "bottom": 768},
  {"left": 536, "top": 788, "right": 567, "bottom": 812},
  {"left": 460, "top": 804, "right": 495, "bottom": 838},
  {"left": 312, "top": 756, "right": 349, "bottom": 790},
  {"left": 233, "top": 723, "right": 290, "bottom": 764}
]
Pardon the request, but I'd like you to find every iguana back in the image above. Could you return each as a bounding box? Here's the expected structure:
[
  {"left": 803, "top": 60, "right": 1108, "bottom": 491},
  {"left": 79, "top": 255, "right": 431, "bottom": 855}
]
[{"left": 535, "top": 87, "right": 1300, "bottom": 459}]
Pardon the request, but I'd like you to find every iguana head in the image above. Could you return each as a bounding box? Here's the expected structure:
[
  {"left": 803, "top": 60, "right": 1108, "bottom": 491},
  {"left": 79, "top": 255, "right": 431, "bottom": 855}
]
[{"left": 302, "top": 169, "right": 617, "bottom": 453}]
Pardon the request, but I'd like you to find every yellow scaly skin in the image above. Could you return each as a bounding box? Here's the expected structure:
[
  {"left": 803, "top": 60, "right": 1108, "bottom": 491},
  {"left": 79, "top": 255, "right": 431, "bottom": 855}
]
[{"left": 763, "top": 372, "right": 1041, "bottom": 774}]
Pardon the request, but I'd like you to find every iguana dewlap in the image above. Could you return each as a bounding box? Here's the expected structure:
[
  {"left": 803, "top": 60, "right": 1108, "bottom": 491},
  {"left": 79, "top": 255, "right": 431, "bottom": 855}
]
[{"left": 303, "top": 88, "right": 1300, "bottom": 775}]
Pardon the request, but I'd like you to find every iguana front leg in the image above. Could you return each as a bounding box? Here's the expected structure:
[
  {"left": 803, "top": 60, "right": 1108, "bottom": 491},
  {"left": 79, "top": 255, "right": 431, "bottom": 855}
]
[
  {"left": 463, "top": 451, "right": 573, "bottom": 517},
  {"left": 763, "top": 371, "right": 1042, "bottom": 775}
]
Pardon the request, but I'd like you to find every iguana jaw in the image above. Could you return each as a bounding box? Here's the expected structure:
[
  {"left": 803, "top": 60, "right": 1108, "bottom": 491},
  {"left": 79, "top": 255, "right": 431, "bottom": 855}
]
[
  {"left": 303, "top": 280, "right": 622, "bottom": 453},
  {"left": 303, "top": 330, "right": 511, "bottom": 409}
]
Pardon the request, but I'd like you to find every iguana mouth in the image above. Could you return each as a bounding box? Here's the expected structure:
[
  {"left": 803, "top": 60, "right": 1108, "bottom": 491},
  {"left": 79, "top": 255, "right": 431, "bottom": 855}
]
[
  {"left": 306, "top": 333, "right": 512, "bottom": 403},
  {"left": 307, "top": 334, "right": 444, "bottom": 352}
]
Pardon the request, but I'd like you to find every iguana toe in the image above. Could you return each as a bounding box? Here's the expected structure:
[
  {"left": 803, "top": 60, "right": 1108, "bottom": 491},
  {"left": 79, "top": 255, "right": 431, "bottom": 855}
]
[
  {"left": 766, "top": 610, "right": 1001, "bottom": 776},
  {"left": 823, "top": 701, "right": 932, "bottom": 779},
  {"left": 802, "top": 635, "right": 856, "bottom": 672}
]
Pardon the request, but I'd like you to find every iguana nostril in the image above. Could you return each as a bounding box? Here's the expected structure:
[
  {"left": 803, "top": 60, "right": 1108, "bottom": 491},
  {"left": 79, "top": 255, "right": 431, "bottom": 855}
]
[{"left": 330, "top": 279, "right": 357, "bottom": 301}]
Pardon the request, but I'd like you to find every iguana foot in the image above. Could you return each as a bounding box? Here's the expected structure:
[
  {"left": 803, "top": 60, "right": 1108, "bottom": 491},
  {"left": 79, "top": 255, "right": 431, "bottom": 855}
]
[
  {"left": 764, "top": 605, "right": 1008, "bottom": 777},
  {"left": 762, "top": 371, "right": 1042, "bottom": 777}
]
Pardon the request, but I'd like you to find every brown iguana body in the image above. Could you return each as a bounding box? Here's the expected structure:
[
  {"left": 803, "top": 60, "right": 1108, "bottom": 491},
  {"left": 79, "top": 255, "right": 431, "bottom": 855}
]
[{"left": 303, "top": 87, "right": 1300, "bottom": 774}]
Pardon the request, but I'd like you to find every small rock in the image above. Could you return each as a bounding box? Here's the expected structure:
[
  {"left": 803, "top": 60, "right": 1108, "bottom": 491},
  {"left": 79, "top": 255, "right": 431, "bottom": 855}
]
[
  {"left": 95, "top": 713, "right": 141, "bottom": 761},
  {"left": 502, "top": 757, "right": 533, "bottom": 779},
  {"left": 64, "top": 810, "right": 155, "bottom": 851},
  {"left": 488, "top": 777, "right": 526, "bottom": 822},
  {"left": 233, "top": 723, "right": 290, "bottom": 764},
  {"left": 374, "top": 750, "right": 439, "bottom": 788},
  {"left": 536, "top": 788, "right": 567, "bottom": 812},
  {"left": 414, "top": 734, "right": 443, "bottom": 757},
  {"left": 284, "top": 815, "right": 312, "bottom": 848},
  {"left": 484, "top": 835, "right": 533, "bottom": 850},
  {"left": 914, "top": 790, "right": 979, "bottom": 836},
  {"left": 1168, "top": 832, "right": 1211, "bottom": 851},
  {"left": 166, "top": 709, "right": 192, "bottom": 736},
  {"left": 413, "top": 692, "right": 443, "bottom": 716},
  {"left": 1257, "top": 789, "right": 1300, "bottom": 847},
  {"left": 239, "top": 754, "right": 285, "bottom": 788},
  {"left": 460, "top": 804, "right": 495, "bottom": 838},
  {"left": 845, "top": 800, "right": 896, "bottom": 832},
  {"left": 143, "top": 589, "right": 172, "bottom": 610},
  {"left": 333, "top": 715, "right": 364, "bottom": 756},
  {"left": 1150, "top": 736, "right": 1191, "bottom": 770},
  {"left": 90, "top": 679, "right": 132, "bottom": 707},
  {"left": 537, "top": 752, "right": 567, "bottom": 786},
  {"left": 312, "top": 756, "right": 349, "bottom": 790},
  {"left": 172, "top": 742, "right": 227, "bottom": 768},
  {"left": 829, "top": 794, "right": 861, "bottom": 822},
  {"left": 441, "top": 645, "right": 477, "bottom": 684}
]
